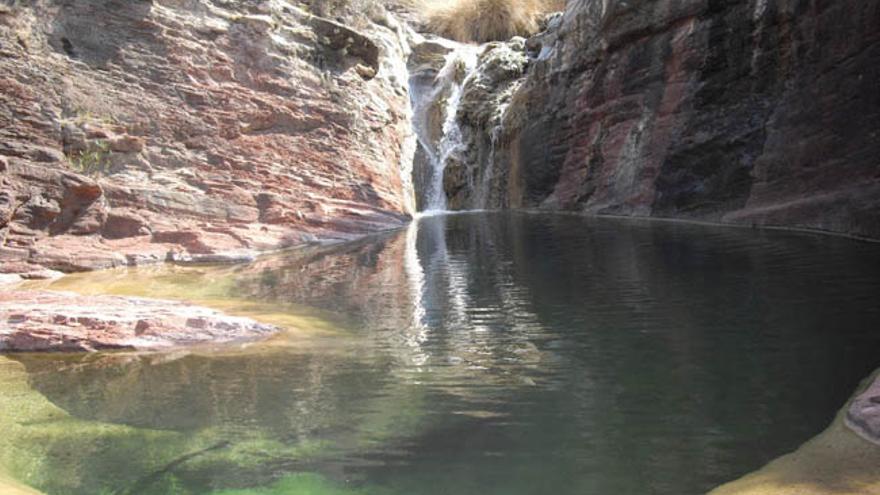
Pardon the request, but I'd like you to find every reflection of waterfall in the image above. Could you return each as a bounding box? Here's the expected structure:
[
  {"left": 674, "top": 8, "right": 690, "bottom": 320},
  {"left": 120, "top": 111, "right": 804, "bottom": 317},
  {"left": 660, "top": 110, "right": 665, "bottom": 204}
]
[
  {"left": 403, "top": 221, "right": 429, "bottom": 366},
  {"left": 416, "top": 214, "right": 472, "bottom": 329},
  {"left": 409, "top": 43, "right": 480, "bottom": 212},
  {"left": 411, "top": 214, "right": 546, "bottom": 380}
]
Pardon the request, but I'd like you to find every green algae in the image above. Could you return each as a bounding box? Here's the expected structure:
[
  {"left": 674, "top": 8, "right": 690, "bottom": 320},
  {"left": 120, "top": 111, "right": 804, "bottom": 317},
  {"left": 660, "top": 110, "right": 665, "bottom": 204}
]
[
  {"left": 209, "top": 473, "right": 385, "bottom": 495},
  {"left": 21, "top": 262, "right": 352, "bottom": 335},
  {"left": 0, "top": 356, "right": 184, "bottom": 494},
  {"left": 0, "top": 347, "right": 431, "bottom": 495}
]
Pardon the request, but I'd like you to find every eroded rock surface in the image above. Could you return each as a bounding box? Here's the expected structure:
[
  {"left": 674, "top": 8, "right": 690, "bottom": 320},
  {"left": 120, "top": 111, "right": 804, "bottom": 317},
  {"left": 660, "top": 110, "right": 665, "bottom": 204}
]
[
  {"left": 0, "top": 291, "right": 278, "bottom": 352},
  {"left": 0, "top": 0, "right": 417, "bottom": 274},
  {"left": 452, "top": 0, "right": 880, "bottom": 239},
  {"left": 847, "top": 373, "right": 880, "bottom": 445}
]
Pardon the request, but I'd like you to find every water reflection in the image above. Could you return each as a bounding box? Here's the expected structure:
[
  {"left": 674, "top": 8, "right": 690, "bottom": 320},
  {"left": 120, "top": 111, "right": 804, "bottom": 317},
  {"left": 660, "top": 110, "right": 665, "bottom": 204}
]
[{"left": 3, "top": 212, "right": 880, "bottom": 495}]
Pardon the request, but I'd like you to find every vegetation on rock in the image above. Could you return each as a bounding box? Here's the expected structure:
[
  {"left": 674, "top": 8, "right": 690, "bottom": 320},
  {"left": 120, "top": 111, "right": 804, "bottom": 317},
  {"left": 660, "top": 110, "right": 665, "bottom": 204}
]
[
  {"left": 424, "top": 0, "right": 564, "bottom": 42},
  {"left": 67, "top": 141, "right": 111, "bottom": 177}
]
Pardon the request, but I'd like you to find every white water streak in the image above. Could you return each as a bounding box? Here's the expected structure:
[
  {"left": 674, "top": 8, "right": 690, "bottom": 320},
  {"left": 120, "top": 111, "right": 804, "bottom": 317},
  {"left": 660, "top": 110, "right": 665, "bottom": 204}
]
[{"left": 410, "top": 44, "right": 480, "bottom": 213}]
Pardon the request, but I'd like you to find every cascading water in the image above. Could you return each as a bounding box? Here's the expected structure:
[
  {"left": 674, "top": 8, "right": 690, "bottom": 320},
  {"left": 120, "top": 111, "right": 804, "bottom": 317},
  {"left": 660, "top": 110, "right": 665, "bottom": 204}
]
[
  {"left": 407, "top": 36, "right": 530, "bottom": 213},
  {"left": 408, "top": 42, "right": 480, "bottom": 213}
]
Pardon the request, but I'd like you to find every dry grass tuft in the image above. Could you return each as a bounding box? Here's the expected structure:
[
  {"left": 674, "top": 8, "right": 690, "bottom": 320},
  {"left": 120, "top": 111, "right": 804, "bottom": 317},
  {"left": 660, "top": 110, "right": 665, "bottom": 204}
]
[{"left": 424, "top": 0, "right": 564, "bottom": 43}]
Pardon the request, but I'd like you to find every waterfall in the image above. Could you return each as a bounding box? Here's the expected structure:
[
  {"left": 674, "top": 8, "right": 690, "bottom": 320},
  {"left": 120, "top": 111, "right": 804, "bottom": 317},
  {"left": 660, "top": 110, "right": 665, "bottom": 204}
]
[
  {"left": 476, "top": 120, "right": 504, "bottom": 210},
  {"left": 409, "top": 42, "right": 480, "bottom": 213}
]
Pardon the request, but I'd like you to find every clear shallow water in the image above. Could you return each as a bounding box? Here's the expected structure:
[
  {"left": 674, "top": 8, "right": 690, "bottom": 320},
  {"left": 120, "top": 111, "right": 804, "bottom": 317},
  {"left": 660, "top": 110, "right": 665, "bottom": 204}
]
[{"left": 3, "top": 212, "right": 880, "bottom": 495}]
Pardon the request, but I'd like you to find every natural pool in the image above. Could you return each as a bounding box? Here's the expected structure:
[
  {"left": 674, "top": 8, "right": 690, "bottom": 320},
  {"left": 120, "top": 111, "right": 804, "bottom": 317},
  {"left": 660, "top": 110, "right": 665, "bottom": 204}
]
[{"left": 3, "top": 212, "right": 880, "bottom": 495}]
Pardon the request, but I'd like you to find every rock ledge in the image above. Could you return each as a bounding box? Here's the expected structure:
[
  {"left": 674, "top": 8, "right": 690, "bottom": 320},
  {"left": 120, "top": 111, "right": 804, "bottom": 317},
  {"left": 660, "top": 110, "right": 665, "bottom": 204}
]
[
  {"left": 845, "top": 374, "right": 880, "bottom": 445},
  {"left": 0, "top": 291, "right": 278, "bottom": 352}
]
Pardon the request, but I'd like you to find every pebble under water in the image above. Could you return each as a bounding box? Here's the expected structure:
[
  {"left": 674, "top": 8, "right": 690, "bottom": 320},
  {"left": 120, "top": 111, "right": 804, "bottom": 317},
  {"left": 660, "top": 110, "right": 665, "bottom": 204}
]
[{"left": 2, "top": 212, "right": 880, "bottom": 495}]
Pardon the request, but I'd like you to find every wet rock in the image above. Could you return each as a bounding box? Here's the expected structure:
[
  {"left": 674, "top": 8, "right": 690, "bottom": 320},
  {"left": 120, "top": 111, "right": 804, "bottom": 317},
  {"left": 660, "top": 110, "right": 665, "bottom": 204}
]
[
  {"left": 0, "top": 291, "right": 279, "bottom": 352},
  {"left": 29, "top": 244, "right": 127, "bottom": 272},
  {"left": 407, "top": 39, "right": 475, "bottom": 210},
  {"left": 443, "top": 157, "right": 471, "bottom": 209},
  {"left": 18, "top": 268, "right": 63, "bottom": 280},
  {"left": 167, "top": 250, "right": 258, "bottom": 265},
  {"left": 447, "top": 40, "right": 529, "bottom": 209},
  {"left": 846, "top": 374, "right": 880, "bottom": 445},
  {"left": 0, "top": 261, "right": 64, "bottom": 280},
  {"left": 458, "top": 43, "right": 528, "bottom": 129},
  {"left": 408, "top": 39, "right": 453, "bottom": 74},
  {"left": 467, "top": 0, "right": 880, "bottom": 238}
]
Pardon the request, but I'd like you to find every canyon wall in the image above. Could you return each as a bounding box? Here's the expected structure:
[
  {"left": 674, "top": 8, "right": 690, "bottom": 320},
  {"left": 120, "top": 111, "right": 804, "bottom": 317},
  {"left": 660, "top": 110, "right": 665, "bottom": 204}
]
[
  {"left": 3, "top": 0, "right": 879, "bottom": 277},
  {"left": 453, "top": 0, "right": 880, "bottom": 239},
  {"left": 0, "top": 0, "right": 416, "bottom": 276}
]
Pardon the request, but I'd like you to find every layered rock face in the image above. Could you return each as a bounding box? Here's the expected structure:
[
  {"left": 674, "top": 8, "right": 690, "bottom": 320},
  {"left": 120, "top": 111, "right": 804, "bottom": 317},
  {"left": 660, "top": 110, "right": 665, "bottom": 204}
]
[
  {"left": 452, "top": 0, "right": 880, "bottom": 239},
  {"left": 0, "top": 0, "right": 416, "bottom": 275}
]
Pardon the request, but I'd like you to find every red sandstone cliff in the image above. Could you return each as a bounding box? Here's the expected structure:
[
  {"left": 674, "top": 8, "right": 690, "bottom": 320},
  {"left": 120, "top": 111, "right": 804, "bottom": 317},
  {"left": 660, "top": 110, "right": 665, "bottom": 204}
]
[
  {"left": 0, "top": 0, "right": 417, "bottom": 277},
  {"left": 451, "top": 0, "right": 880, "bottom": 239}
]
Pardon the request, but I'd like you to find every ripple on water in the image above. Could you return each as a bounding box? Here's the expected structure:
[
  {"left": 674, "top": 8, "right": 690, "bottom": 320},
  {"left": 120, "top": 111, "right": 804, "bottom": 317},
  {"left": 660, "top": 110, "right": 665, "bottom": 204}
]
[{"left": 3, "top": 212, "right": 880, "bottom": 495}]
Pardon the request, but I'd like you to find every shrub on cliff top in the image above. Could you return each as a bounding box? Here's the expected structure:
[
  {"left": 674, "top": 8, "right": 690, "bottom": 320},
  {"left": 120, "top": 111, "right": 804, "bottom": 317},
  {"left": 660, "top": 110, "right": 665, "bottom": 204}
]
[{"left": 424, "top": 0, "right": 564, "bottom": 42}]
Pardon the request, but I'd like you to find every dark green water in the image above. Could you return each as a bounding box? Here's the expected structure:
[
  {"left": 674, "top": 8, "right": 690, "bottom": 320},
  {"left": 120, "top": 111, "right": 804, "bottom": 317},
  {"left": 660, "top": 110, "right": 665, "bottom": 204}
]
[{"left": 3, "top": 213, "right": 880, "bottom": 495}]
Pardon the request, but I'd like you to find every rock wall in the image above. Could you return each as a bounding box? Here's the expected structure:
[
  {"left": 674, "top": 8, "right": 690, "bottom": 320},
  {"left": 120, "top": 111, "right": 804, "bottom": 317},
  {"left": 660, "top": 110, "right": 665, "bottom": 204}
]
[
  {"left": 454, "top": 0, "right": 880, "bottom": 239},
  {"left": 4, "top": 0, "right": 879, "bottom": 271},
  {"left": 0, "top": 0, "right": 417, "bottom": 275}
]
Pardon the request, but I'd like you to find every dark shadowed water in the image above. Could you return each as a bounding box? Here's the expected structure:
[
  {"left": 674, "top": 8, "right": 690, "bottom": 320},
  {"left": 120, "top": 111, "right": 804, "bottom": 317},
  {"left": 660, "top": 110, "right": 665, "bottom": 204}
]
[{"left": 3, "top": 213, "right": 879, "bottom": 495}]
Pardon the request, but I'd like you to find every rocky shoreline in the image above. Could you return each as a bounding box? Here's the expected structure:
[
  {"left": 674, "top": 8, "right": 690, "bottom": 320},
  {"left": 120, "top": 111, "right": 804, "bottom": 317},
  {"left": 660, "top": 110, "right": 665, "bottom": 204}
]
[
  {"left": 846, "top": 373, "right": 880, "bottom": 446},
  {"left": 0, "top": 290, "right": 279, "bottom": 352},
  {"left": 711, "top": 369, "right": 880, "bottom": 495}
]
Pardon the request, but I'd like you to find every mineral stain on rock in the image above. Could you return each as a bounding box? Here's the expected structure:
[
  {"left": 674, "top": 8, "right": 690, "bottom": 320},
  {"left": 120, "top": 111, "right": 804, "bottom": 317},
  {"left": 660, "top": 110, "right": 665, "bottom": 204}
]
[{"left": 441, "top": 0, "right": 880, "bottom": 239}]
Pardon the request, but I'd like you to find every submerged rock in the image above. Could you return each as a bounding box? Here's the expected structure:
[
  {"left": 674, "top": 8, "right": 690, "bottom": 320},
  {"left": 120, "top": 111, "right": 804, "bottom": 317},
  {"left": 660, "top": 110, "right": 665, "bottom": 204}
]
[{"left": 0, "top": 291, "right": 278, "bottom": 352}]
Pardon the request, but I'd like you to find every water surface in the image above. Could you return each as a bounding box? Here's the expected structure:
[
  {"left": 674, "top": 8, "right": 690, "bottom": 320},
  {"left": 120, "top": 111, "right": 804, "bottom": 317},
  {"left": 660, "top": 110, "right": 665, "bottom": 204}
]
[{"left": 4, "top": 213, "right": 880, "bottom": 495}]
